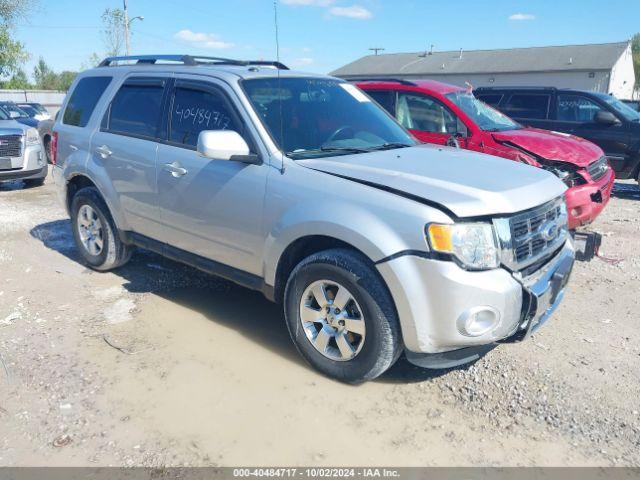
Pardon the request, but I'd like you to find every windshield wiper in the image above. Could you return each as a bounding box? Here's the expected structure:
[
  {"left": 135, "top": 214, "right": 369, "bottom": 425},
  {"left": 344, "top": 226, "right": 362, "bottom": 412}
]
[
  {"left": 320, "top": 146, "right": 370, "bottom": 153},
  {"left": 367, "top": 142, "right": 413, "bottom": 151}
]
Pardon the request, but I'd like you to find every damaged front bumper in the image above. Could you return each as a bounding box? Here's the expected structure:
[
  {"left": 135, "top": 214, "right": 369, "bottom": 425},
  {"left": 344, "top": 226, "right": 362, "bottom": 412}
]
[
  {"left": 565, "top": 167, "right": 615, "bottom": 229},
  {"left": 378, "top": 240, "right": 575, "bottom": 369}
]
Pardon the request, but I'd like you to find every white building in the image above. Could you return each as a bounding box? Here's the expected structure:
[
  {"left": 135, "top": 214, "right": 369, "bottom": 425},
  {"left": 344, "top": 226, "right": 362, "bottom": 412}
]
[{"left": 332, "top": 41, "right": 637, "bottom": 100}]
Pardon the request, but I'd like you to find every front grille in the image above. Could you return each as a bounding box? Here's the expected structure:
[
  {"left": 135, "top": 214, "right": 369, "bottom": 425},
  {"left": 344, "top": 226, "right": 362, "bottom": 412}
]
[
  {"left": 495, "top": 197, "right": 568, "bottom": 271},
  {"left": 0, "top": 135, "right": 23, "bottom": 158},
  {"left": 587, "top": 156, "right": 608, "bottom": 182}
]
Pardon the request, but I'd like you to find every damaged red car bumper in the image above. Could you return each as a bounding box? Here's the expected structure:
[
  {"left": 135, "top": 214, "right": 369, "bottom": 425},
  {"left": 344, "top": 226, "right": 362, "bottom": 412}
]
[{"left": 565, "top": 166, "right": 615, "bottom": 230}]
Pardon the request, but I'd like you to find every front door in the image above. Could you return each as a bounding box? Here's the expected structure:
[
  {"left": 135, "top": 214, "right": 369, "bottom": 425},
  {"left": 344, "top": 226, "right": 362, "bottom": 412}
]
[
  {"left": 395, "top": 92, "right": 466, "bottom": 146},
  {"left": 554, "top": 93, "right": 630, "bottom": 174},
  {"left": 156, "top": 79, "right": 267, "bottom": 275}
]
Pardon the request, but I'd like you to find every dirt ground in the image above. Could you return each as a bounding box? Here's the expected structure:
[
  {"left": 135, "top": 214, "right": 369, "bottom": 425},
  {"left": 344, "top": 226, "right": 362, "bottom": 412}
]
[{"left": 0, "top": 171, "right": 639, "bottom": 467}]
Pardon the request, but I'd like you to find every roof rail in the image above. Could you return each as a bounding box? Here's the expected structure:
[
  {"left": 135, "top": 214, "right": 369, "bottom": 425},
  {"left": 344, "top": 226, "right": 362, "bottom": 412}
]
[
  {"left": 347, "top": 77, "right": 417, "bottom": 86},
  {"left": 474, "top": 86, "right": 557, "bottom": 91},
  {"left": 98, "top": 55, "right": 289, "bottom": 70}
]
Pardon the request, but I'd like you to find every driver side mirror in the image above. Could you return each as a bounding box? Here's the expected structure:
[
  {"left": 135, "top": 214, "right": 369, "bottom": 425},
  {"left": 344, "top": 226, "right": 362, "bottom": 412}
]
[
  {"left": 9, "top": 111, "right": 20, "bottom": 119},
  {"left": 197, "top": 130, "right": 261, "bottom": 165},
  {"left": 594, "top": 110, "right": 620, "bottom": 126}
]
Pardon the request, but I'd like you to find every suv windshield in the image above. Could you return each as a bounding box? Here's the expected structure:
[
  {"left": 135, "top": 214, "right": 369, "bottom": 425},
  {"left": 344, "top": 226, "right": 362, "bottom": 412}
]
[
  {"left": 242, "top": 77, "right": 416, "bottom": 158},
  {"left": 598, "top": 94, "right": 640, "bottom": 122},
  {"left": 17, "top": 105, "right": 38, "bottom": 117},
  {"left": 446, "top": 92, "right": 521, "bottom": 132}
]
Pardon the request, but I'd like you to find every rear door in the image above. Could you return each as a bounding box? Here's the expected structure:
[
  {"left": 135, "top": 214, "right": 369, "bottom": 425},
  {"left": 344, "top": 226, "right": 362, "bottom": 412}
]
[
  {"left": 90, "top": 76, "right": 169, "bottom": 239},
  {"left": 499, "top": 92, "right": 554, "bottom": 130},
  {"left": 155, "top": 77, "right": 268, "bottom": 276},
  {"left": 56, "top": 75, "right": 113, "bottom": 171},
  {"left": 395, "top": 91, "right": 466, "bottom": 145},
  {"left": 554, "top": 93, "right": 630, "bottom": 172}
]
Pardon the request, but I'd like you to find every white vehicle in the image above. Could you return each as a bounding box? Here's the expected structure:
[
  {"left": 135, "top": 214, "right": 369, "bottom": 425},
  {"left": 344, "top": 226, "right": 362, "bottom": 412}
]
[{"left": 0, "top": 107, "right": 47, "bottom": 186}]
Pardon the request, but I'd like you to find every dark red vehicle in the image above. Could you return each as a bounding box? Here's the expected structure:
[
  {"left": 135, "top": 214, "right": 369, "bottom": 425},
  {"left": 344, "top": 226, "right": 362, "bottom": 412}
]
[{"left": 356, "top": 79, "right": 615, "bottom": 229}]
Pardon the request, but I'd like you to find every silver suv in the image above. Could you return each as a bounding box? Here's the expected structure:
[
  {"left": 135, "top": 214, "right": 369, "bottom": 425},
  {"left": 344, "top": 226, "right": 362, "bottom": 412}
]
[
  {"left": 52, "top": 55, "right": 575, "bottom": 383},
  {"left": 0, "top": 107, "right": 46, "bottom": 186}
]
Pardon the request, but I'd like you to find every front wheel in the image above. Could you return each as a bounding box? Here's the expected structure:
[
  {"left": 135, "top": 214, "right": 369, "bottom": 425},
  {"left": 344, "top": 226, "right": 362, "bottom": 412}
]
[{"left": 284, "top": 248, "right": 402, "bottom": 384}]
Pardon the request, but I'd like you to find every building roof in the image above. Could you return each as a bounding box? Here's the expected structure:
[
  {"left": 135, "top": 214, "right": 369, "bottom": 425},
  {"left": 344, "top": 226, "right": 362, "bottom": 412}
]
[{"left": 331, "top": 41, "right": 631, "bottom": 78}]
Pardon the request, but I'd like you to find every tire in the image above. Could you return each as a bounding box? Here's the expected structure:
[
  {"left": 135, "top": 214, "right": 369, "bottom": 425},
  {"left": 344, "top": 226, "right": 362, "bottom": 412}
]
[
  {"left": 43, "top": 137, "right": 52, "bottom": 164},
  {"left": 23, "top": 178, "right": 45, "bottom": 188},
  {"left": 70, "top": 187, "right": 132, "bottom": 271},
  {"left": 284, "top": 248, "right": 402, "bottom": 384}
]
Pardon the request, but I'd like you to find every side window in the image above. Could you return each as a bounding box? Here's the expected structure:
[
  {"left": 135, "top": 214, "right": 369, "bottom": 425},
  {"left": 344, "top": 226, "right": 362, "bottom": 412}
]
[
  {"left": 476, "top": 93, "right": 503, "bottom": 107},
  {"left": 557, "top": 94, "right": 603, "bottom": 123},
  {"left": 63, "top": 76, "right": 112, "bottom": 127},
  {"left": 105, "top": 80, "right": 165, "bottom": 138},
  {"left": 366, "top": 90, "right": 396, "bottom": 116},
  {"left": 169, "top": 86, "right": 240, "bottom": 147},
  {"left": 396, "top": 92, "right": 459, "bottom": 134},
  {"left": 502, "top": 94, "right": 550, "bottom": 120}
]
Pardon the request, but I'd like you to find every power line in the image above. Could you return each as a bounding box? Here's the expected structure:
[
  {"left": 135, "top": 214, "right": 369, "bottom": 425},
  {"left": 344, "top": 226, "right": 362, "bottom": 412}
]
[{"left": 16, "top": 24, "right": 101, "bottom": 29}]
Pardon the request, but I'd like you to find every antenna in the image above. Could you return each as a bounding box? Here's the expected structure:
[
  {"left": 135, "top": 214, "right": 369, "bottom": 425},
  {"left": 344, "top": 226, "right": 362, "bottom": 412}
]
[
  {"left": 273, "top": 0, "right": 285, "bottom": 174},
  {"left": 369, "top": 47, "right": 385, "bottom": 56}
]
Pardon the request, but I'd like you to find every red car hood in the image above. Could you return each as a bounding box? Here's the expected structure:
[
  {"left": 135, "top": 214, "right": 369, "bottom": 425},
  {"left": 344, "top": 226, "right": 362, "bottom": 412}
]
[{"left": 491, "top": 128, "right": 603, "bottom": 167}]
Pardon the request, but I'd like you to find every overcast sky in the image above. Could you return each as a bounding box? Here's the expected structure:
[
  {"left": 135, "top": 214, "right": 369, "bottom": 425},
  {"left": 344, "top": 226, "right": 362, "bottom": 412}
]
[{"left": 12, "top": 0, "right": 640, "bottom": 77}]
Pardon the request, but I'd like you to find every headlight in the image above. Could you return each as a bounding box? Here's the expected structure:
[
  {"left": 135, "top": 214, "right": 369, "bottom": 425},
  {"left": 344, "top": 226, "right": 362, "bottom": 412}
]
[
  {"left": 25, "top": 128, "right": 40, "bottom": 146},
  {"left": 426, "top": 222, "right": 500, "bottom": 270}
]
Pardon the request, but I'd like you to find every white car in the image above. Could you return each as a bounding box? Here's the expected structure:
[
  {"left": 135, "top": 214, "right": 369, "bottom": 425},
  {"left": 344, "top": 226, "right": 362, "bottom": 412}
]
[{"left": 17, "top": 102, "right": 52, "bottom": 122}]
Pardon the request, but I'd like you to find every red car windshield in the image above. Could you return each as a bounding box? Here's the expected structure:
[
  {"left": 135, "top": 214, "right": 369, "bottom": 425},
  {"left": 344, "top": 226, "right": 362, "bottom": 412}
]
[{"left": 446, "top": 92, "right": 521, "bottom": 132}]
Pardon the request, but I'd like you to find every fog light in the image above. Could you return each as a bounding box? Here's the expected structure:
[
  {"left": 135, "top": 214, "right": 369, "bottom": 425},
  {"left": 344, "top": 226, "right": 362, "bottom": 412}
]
[{"left": 457, "top": 306, "right": 501, "bottom": 337}]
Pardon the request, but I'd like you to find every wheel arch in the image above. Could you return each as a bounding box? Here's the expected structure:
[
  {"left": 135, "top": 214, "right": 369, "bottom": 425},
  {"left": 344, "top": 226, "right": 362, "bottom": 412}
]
[
  {"left": 65, "top": 172, "right": 129, "bottom": 232},
  {"left": 271, "top": 235, "right": 373, "bottom": 304}
]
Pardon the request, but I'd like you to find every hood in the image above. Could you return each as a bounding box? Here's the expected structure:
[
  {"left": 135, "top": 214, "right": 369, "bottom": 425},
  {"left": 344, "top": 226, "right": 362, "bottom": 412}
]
[
  {"left": 298, "top": 144, "right": 566, "bottom": 218},
  {"left": 0, "top": 120, "right": 27, "bottom": 134},
  {"left": 14, "top": 117, "right": 39, "bottom": 128},
  {"left": 492, "top": 128, "right": 603, "bottom": 167}
]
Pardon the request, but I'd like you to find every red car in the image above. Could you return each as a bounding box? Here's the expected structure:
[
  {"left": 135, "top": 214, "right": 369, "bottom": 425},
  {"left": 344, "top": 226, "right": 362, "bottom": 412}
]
[{"left": 356, "top": 79, "right": 615, "bottom": 230}]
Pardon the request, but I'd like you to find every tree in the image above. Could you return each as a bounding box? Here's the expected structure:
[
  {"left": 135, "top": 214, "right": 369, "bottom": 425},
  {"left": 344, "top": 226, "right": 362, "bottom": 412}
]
[
  {"left": 0, "top": 0, "right": 34, "bottom": 77},
  {"left": 56, "top": 71, "right": 77, "bottom": 91},
  {"left": 632, "top": 34, "right": 640, "bottom": 98},
  {"left": 0, "top": 0, "right": 35, "bottom": 23},
  {"left": 33, "top": 56, "right": 58, "bottom": 89},
  {"left": 0, "top": 24, "right": 26, "bottom": 77},
  {"left": 2, "top": 67, "right": 30, "bottom": 89},
  {"left": 101, "top": 8, "right": 126, "bottom": 57}
]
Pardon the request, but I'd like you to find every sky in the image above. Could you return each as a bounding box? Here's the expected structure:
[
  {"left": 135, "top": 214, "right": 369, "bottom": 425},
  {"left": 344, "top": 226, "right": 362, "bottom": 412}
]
[{"left": 11, "top": 0, "right": 640, "bottom": 79}]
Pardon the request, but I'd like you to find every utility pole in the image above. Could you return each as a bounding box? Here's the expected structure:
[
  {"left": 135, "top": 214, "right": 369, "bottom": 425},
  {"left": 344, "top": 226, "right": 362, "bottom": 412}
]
[
  {"left": 123, "top": 0, "right": 131, "bottom": 55},
  {"left": 369, "top": 47, "right": 385, "bottom": 56}
]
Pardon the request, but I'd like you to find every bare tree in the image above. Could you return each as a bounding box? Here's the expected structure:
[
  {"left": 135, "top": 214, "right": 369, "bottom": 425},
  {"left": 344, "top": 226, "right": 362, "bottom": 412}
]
[
  {"left": 101, "top": 8, "right": 126, "bottom": 57},
  {"left": 0, "top": 0, "right": 36, "bottom": 24}
]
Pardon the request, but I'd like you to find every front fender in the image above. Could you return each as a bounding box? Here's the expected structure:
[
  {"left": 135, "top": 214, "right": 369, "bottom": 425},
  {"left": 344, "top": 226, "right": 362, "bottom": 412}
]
[{"left": 263, "top": 198, "right": 438, "bottom": 287}]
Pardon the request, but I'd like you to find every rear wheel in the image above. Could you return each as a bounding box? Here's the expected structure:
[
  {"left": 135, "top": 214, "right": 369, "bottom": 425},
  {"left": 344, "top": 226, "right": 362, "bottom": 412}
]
[
  {"left": 70, "top": 187, "right": 132, "bottom": 271},
  {"left": 284, "top": 248, "right": 402, "bottom": 384}
]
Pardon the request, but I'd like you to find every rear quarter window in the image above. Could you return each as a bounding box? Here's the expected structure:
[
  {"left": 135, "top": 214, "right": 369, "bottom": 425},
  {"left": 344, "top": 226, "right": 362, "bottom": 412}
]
[{"left": 63, "top": 76, "right": 112, "bottom": 127}]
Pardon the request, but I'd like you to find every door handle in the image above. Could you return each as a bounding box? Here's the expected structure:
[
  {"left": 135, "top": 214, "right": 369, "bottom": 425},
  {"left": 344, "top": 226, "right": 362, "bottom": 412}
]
[
  {"left": 69, "top": 144, "right": 78, "bottom": 152},
  {"left": 95, "top": 145, "right": 112, "bottom": 158},
  {"left": 163, "top": 162, "right": 188, "bottom": 178}
]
